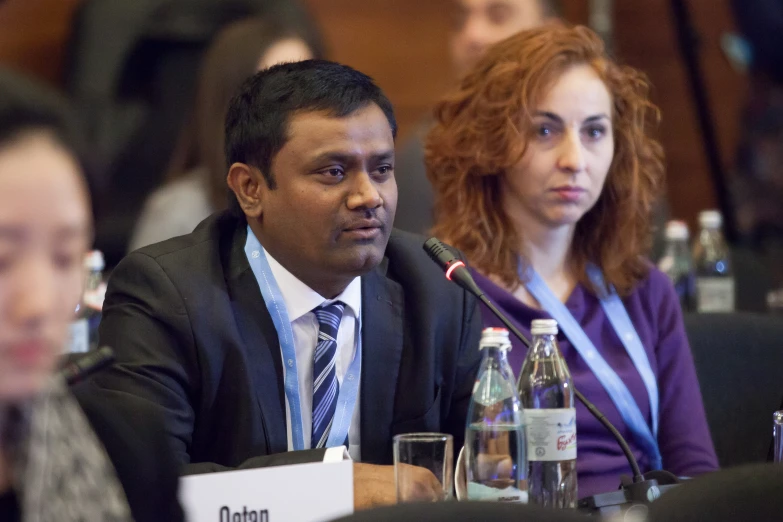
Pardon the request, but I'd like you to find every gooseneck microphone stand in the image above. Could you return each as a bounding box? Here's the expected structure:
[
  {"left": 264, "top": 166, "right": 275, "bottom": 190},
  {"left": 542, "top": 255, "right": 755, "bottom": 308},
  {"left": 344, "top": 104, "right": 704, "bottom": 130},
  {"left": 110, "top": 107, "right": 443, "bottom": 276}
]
[{"left": 423, "top": 238, "right": 680, "bottom": 514}]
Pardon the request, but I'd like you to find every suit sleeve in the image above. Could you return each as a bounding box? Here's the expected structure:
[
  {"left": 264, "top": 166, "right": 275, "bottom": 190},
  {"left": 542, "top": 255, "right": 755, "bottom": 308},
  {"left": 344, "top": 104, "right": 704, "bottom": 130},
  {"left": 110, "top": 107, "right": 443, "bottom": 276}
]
[
  {"left": 654, "top": 278, "right": 720, "bottom": 475},
  {"left": 95, "top": 251, "right": 200, "bottom": 466},
  {"left": 96, "top": 252, "right": 336, "bottom": 475},
  {"left": 73, "top": 382, "right": 186, "bottom": 522},
  {"left": 444, "top": 291, "right": 483, "bottom": 454}
]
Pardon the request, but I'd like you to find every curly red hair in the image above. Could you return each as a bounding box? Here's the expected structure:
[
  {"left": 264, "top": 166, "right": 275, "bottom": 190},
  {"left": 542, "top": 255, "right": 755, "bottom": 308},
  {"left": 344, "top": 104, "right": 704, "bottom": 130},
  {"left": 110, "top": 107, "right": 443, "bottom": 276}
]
[{"left": 425, "top": 24, "right": 664, "bottom": 295}]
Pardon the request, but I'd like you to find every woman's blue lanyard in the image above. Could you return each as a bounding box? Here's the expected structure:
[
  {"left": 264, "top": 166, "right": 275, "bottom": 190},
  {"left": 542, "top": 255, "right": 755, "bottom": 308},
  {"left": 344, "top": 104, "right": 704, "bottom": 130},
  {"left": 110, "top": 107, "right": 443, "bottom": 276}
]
[
  {"left": 521, "top": 263, "right": 662, "bottom": 470},
  {"left": 244, "top": 226, "right": 362, "bottom": 450}
]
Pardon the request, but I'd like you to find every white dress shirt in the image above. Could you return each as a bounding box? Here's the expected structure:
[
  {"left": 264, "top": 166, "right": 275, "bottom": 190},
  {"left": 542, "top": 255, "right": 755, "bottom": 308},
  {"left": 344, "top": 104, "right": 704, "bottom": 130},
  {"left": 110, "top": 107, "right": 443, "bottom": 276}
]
[{"left": 265, "top": 250, "right": 362, "bottom": 461}]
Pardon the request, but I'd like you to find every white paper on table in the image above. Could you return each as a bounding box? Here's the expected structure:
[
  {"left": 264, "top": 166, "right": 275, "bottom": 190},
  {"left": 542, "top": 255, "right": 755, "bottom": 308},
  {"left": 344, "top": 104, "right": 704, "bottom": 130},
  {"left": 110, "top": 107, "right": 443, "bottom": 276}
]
[{"left": 180, "top": 460, "right": 353, "bottom": 522}]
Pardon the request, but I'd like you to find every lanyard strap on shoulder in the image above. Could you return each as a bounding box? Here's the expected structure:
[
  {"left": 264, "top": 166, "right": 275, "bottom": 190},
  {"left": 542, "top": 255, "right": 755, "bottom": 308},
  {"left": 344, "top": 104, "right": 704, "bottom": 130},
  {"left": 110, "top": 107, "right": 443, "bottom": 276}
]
[
  {"left": 586, "top": 264, "right": 659, "bottom": 438},
  {"left": 245, "top": 226, "right": 361, "bottom": 450},
  {"left": 523, "top": 265, "right": 662, "bottom": 469}
]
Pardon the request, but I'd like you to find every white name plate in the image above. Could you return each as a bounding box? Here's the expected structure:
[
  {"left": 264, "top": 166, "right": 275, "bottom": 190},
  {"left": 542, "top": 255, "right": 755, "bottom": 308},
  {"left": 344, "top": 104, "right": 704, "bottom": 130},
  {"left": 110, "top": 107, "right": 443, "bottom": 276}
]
[{"left": 180, "top": 461, "right": 354, "bottom": 522}]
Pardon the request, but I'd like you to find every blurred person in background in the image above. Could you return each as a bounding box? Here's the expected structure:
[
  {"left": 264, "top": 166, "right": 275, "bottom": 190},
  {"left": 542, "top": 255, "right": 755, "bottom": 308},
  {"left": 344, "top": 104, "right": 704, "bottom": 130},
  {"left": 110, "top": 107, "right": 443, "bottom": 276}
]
[
  {"left": 729, "top": 1, "right": 783, "bottom": 265},
  {"left": 0, "top": 69, "right": 182, "bottom": 521},
  {"left": 426, "top": 25, "right": 718, "bottom": 498},
  {"left": 394, "top": 0, "right": 559, "bottom": 235},
  {"left": 449, "top": 0, "right": 560, "bottom": 77},
  {"left": 129, "top": 16, "right": 323, "bottom": 250}
]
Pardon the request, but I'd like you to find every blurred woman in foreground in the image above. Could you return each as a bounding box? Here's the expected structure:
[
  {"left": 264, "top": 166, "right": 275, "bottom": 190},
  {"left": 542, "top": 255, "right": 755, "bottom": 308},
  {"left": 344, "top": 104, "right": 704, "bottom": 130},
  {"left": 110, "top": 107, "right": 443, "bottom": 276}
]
[
  {"left": 129, "top": 16, "right": 323, "bottom": 250},
  {"left": 0, "top": 69, "right": 183, "bottom": 521},
  {"left": 426, "top": 25, "right": 718, "bottom": 497}
]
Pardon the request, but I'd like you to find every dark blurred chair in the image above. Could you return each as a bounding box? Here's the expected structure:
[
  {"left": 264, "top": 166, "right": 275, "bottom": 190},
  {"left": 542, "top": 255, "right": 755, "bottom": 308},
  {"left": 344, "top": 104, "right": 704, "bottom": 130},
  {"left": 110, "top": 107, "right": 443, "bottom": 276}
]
[
  {"left": 685, "top": 312, "right": 783, "bottom": 467},
  {"left": 732, "top": 245, "right": 776, "bottom": 313},
  {"left": 648, "top": 463, "right": 783, "bottom": 522},
  {"left": 329, "top": 502, "right": 589, "bottom": 522},
  {"left": 65, "top": 0, "right": 317, "bottom": 268}
]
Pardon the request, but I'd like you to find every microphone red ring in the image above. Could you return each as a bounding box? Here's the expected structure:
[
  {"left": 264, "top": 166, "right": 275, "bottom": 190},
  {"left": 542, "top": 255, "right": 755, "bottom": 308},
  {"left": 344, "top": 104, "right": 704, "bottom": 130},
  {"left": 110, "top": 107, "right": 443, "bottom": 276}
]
[{"left": 445, "top": 260, "right": 465, "bottom": 281}]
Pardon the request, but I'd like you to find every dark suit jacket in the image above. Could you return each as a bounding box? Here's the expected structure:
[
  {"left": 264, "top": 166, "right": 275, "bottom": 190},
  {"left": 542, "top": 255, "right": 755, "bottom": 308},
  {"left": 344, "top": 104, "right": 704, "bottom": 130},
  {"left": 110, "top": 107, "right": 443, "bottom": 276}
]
[
  {"left": 72, "top": 381, "right": 184, "bottom": 521},
  {"left": 94, "top": 211, "right": 482, "bottom": 473}
]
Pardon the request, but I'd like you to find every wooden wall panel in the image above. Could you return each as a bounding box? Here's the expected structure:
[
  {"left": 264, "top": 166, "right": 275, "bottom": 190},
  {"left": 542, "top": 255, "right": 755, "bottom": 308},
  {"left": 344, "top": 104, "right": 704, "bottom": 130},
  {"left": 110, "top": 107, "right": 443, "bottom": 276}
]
[
  {"left": 0, "top": 0, "right": 745, "bottom": 228},
  {"left": 614, "top": 1, "right": 747, "bottom": 230},
  {"left": 303, "top": 0, "right": 454, "bottom": 141},
  {"left": 0, "top": 0, "right": 588, "bottom": 141},
  {"left": 0, "top": 0, "right": 83, "bottom": 85},
  {"left": 304, "top": 0, "right": 588, "bottom": 140}
]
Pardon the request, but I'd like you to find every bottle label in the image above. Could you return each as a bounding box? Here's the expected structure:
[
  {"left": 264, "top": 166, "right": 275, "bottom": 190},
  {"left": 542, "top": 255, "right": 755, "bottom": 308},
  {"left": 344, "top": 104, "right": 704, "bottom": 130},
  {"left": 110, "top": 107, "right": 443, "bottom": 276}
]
[
  {"left": 696, "top": 277, "right": 735, "bottom": 312},
  {"left": 524, "top": 408, "right": 577, "bottom": 462},
  {"left": 67, "top": 319, "right": 89, "bottom": 353}
]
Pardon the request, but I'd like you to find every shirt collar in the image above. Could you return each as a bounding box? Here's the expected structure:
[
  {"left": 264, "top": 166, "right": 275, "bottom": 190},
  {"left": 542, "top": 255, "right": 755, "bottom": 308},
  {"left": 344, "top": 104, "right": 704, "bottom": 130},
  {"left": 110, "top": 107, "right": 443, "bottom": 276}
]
[{"left": 263, "top": 249, "right": 362, "bottom": 323}]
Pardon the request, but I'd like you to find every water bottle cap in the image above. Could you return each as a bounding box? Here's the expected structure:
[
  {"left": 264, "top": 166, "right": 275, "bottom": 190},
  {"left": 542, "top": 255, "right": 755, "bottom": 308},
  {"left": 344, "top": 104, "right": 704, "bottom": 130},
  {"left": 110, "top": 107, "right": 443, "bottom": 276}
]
[
  {"left": 84, "top": 250, "right": 105, "bottom": 271},
  {"left": 479, "top": 327, "right": 511, "bottom": 350},
  {"left": 531, "top": 319, "right": 558, "bottom": 336},
  {"left": 698, "top": 210, "right": 722, "bottom": 229},
  {"left": 665, "top": 220, "right": 689, "bottom": 240}
]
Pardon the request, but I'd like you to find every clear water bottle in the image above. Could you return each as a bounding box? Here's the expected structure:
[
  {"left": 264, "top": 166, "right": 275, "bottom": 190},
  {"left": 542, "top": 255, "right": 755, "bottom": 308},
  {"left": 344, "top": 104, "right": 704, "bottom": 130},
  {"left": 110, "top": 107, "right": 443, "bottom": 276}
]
[
  {"left": 66, "top": 250, "right": 105, "bottom": 353},
  {"left": 693, "top": 210, "right": 734, "bottom": 312},
  {"left": 465, "top": 327, "right": 528, "bottom": 502},
  {"left": 658, "top": 220, "right": 696, "bottom": 312},
  {"left": 517, "top": 319, "right": 577, "bottom": 508}
]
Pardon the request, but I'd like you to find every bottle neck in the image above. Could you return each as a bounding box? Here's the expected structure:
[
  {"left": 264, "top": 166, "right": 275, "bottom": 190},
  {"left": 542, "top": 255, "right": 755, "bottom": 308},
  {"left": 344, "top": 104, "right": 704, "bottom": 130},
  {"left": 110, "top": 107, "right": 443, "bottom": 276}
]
[
  {"left": 480, "top": 345, "right": 516, "bottom": 381},
  {"left": 696, "top": 226, "right": 730, "bottom": 265},
  {"left": 529, "top": 333, "right": 558, "bottom": 357},
  {"left": 481, "top": 345, "right": 510, "bottom": 365},
  {"left": 699, "top": 226, "right": 726, "bottom": 246},
  {"left": 665, "top": 238, "right": 690, "bottom": 256},
  {"left": 85, "top": 269, "right": 103, "bottom": 291}
]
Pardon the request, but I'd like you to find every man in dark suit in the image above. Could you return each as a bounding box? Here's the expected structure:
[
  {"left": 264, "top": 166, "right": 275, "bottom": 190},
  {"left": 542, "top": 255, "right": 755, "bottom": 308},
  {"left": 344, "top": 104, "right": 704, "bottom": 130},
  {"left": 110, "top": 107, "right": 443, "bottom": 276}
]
[{"left": 94, "top": 60, "right": 482, "bottom": 508}]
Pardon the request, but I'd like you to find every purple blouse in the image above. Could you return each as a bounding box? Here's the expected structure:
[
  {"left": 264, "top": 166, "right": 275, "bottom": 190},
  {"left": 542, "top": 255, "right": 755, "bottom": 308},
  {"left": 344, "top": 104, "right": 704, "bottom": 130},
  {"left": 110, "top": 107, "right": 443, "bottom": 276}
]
[{"left": 472, "top": 267, "right": 719, "bottom": 498}]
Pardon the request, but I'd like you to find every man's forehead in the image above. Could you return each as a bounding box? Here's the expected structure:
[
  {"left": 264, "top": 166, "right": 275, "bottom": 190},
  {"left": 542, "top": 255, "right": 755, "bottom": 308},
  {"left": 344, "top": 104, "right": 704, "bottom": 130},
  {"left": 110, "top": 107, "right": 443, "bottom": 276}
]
[{"left": 285, "top": 106, "right": 393, "bottom": 142}]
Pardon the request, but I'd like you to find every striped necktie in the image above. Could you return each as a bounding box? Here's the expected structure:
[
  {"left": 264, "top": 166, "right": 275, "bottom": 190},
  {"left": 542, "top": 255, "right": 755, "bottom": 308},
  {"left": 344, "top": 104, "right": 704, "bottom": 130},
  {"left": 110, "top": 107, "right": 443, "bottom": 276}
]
[{"left": 312, "top": 301, "right": 346, "bottom": 449}]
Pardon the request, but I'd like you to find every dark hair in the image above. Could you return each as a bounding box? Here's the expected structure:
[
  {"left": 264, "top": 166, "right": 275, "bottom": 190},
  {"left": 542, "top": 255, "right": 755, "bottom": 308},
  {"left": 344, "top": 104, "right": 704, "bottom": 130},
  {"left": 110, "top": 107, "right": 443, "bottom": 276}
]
[
  {"left": 0, "top": 68, "right": 90, "bottom": 175},
  {"left": 224, "top": 59, "right": 397, "bottom": 215},
  {"left": 166, "top": 15, "right": 326, "bottom": 212}
]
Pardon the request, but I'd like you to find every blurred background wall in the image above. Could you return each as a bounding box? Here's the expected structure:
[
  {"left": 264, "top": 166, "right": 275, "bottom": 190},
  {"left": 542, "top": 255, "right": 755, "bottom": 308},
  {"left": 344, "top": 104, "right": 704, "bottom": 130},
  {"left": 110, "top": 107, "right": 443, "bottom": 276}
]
[
  {"left": 0, "top": 0, "right": 747, "bottom": 231},
  {"left": 0, "top": 0, "right": 82, "bottom": 84}
]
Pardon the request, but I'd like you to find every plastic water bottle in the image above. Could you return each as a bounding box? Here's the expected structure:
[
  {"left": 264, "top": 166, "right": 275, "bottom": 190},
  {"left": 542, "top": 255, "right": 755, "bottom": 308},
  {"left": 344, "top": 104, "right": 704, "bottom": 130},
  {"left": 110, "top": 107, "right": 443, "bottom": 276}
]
[
  {"left": 517, "top": 319, "right": 577, "bottom": 508},
  {"left": 693, "top": 210, "right": 734, "bottom": 312},
  {"left": 464, "top": 327, "right": 528, "bottom": 502},
  {"left": 658, "top": 220, "right": 696, "bottom": 311},
  {"left": 66, "top": 250, "right": 106, "bottom": 353}
]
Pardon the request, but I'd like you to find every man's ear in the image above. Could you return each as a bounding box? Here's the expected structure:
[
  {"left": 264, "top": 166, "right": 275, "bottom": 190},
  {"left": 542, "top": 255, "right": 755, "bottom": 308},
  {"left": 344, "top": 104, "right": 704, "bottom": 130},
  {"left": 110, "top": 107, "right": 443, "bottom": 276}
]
[{"left": 227, "top": 162, "right": 266, "bottom": 219}]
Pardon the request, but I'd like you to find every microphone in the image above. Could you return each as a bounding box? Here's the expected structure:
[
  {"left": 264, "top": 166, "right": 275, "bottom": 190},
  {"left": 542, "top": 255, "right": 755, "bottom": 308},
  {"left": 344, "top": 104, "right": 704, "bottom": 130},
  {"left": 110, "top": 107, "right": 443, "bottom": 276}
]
[
  {"left": 423, "top": 237, "right": 675, "bottom": 511},
  {"left": 422, "top": 238, "right": 485, "bottom": 297},
  {"left": 59, "top": 346, "right": 115, "bottom": 386}
]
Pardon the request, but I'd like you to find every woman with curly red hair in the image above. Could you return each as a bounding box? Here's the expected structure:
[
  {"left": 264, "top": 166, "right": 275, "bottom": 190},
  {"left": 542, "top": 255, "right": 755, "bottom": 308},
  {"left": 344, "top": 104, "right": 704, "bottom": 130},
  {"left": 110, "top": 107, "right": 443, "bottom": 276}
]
[{"left": 426, "top": 24, "right": 718, "bottom": 497}]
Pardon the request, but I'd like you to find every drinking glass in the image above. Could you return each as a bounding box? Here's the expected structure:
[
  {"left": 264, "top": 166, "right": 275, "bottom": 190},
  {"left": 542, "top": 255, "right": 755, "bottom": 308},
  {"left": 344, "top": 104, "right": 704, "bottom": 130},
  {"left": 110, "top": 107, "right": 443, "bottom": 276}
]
[
  {"left": 774, "top": 411, "right": 783, "bottom": 463},
  {"left": 393, "top": 433, "right": 453, "bottom": 502}
]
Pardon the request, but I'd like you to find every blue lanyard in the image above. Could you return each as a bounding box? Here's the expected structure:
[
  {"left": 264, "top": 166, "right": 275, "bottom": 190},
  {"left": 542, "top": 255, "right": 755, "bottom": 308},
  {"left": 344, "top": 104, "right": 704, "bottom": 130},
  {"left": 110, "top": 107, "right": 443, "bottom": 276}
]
[
  {"left": 585, "top": 265, "right": 660, "bottom": 439},
  {"left": 244, "top": 227, "right": 362, "bottom": 450},
  {"left": 522, "top": 264, "right": 662, "bottom": 470}
]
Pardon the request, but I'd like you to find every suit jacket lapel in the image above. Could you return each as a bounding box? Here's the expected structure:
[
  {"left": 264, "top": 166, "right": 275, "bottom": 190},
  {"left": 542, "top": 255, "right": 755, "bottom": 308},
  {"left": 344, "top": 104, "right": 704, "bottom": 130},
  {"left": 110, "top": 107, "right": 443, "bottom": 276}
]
[
  {"left": 360, "top": 259, "right": 404, "bottom": 464},
  {"left": 224, "top": 223, "right": 288, "bottom": 455}
]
